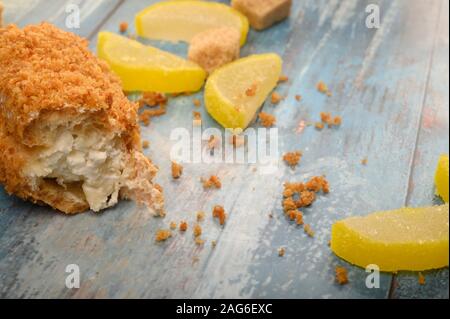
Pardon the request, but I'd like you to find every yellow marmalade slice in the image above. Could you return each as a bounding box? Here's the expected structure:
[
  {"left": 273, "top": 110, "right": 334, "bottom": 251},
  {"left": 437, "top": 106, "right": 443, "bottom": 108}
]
[
  {"left": 135, "top": 1, "right": 249, "bottom": 46},
  {"left": 331, "top": 204, "right": 449, "bottom": 272},
  {"left": 97, "top": 31, "right": 206, "bottom": 93}
]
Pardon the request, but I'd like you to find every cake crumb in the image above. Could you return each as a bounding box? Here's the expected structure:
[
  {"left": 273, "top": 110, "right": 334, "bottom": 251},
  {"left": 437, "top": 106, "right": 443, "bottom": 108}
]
[
  {"left": 315, "top": 122, "right": 325, "bottom": 130},
  {"left": 304, "top": 224, "right": 315, "bottom": 237},
  {"left": 179, "top": 221, "right": 188, "bottom": 232},
  {"left": 155, "top": 229, "right": 172, "bottom": 242},
  {"left": 335, "top": 266, "right": 349, "bottom": 285},
  {"left": 418, "top": 273, "right": 426, "bottom": 285},
  {"left": 245, "top": 83, "right": 258, "bottom": 97},
  {"left": 196, "top": 211, "right": 206, "bottom": 222},
  {"left": 195, "top": 237, "right": 205, "bottom": 246},
  {"left": 169, "top": 221, "right": 177, "bottom": 230},
  {"left": 287, "top": 210, "right": 297, "bottom": 221},
  {"left": 295, "top": 211, "right": 304, "bottom": 225},
  {"left": 139, "top": 92, "right": 167, "bottom": 108},
  {"left": 202, "top": 175, "right": 222, "bottom": 189},
  {"left": 295, "top": 95, "right": 302, "bottom": 102},
  {"left": 193, "top": 224, "right": 202, "bottom": 237},
  {"left": 259, "top": 112, "right": 276, "bottom": 127},
  {"left": 119, "top": 22, "right": 128, "bottom": 33},
  {"left": 193, "top": 99, "right": 201, "bottom": 107},
  {"left": 278, "top": 247, "right": 286, "bottom": 257},
  {"left": 142, "top": 140, "right": 150, "bottom": 149},
  {"left": 361, "top": 158, "right": 368, "bottom": 165},
  {"left": 171, "top": 161, "right": 183, "bottom": 179},
  {"left": 317, "top": 81, "right": 330, "bottom": 95},
  {"left": 213, "top": 205, "right": 227, "bottom": 225},
  {"left": 211, "top": 240, "right": 217, "bottom": 248},
  {"left": 271, "top": 92, "right": 283, "bottom": 104},
  {"left": 319, "top": 112, "right": 342, "bottom": 128},
  {"left": 279, "top": 75, "right": 289, "bottom": 83},
  {"left": 283, "top": 151, "right": 302, "bottom": 168},
  {"left": 193, "top": 111, "right": 202, "bottom": 126}
]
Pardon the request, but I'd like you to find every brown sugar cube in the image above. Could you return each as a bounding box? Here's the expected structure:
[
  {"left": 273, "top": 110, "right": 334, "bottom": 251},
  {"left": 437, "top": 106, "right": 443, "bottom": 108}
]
[
  {"left": 188, "top": 27, "right": 240, "bottom": 73},
  {"left": 232, "top": 0, "right": 292, "bottom": 31}
]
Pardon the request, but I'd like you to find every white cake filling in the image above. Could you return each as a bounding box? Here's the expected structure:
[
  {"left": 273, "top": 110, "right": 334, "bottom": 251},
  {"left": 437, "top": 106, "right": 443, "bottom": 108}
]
[{"left": 25, "top": 125, "right": 126, "bottom": 212}]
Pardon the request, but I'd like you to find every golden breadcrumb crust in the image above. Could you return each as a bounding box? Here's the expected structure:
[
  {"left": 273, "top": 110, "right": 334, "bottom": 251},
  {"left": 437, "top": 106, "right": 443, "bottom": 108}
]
[
  {"left": 0, "top": 23, "right": 138, "bottom": 146},
  {"left": 0, "top": 23, "right": 163, "bottom": 214}
]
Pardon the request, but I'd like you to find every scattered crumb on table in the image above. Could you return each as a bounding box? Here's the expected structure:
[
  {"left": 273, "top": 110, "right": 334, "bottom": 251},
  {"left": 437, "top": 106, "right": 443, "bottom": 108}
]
[
  {"left": 119, "top": 22, "right": 128, "bottom": 33},
  {"left": 304, "top": 224, "right": 315, "bottom": 237},
  {"left": 142, "top": 140, "right": 150, "bottom": 149},
  {"left": 169, "top": 221, "right": 177, "bottom": 230},
  {"left": 179, "top": 221, "right": 188, "bottom": 232},
  {"left": 202, "top": 175, "right": 222, "bottom": 189},
  {"left": 259, "top": 112, "right": 276, "bottom": 127},
  {"left": 278, "top": 247, "right": 286, "bottom": 257},
  {"left": 193, "top": 224, "right": 202, "bottom": 237},
  {"left": 271, "top": 92, "right": 282, "bottom": 104},
  {"left": 335, "top": 266, "right": 349, "bottom": 285},
  {"left": 213, "top": 205, "right": 227, "bottom": 225},
  {"left": 171, "top": 161, "right": 183, "bottom": 179},
  {"left": 155, "top": 229, "right": 172, "bottom": 242},
  {"left": 283, "top": 151, "right": 302, "bottom": 168},
  {"left": 196, "top": 211, "right": 205, "bottom": 222},
  {"left": 418, "top": 272, "right": 426, "bottom": 285}
]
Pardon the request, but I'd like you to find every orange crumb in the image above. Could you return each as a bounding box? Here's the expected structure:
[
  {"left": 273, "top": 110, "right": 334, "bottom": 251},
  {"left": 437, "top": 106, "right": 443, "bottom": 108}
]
[
  {"left": 283, "top": 151, "right": 302, "bottom": 168},
  {"left": 179, "top": 221, "right": 188, "bottom": 232},
  {"left": 320, "top": 112, "right": 332, "bottom": 123},
  {"left": 317, "top": 81, "right": 329, "bottom": 95},
  {"left": 333, "top": 116, "right": 342, "bottom": 126},
  {"left": 139, "top": 107, "right": 167, "bottom": 125},
  {"left": 279, "top": 75, "right": 289, "bottom": 83},
  {"left": 170, "top": 221, "right": 177, "bottom": 230},
  {"left": 418, "top": 272, "right": 426, "bottom": 285},
  {"left": 193, "top": 224, "right": 202, "bottom": 237},
  {"left": 208, "top": 135, "right": 221, "bottom": 149},
  {"left": 193, "top": 111, "right": 202, "bottom": 120},
  {"left": 288, "top": 210, "right": 297, "bottom": 221},
  {"left": 295, "top": 95, "right": 302, "bottom": 102},
  {"left": 283, "top": 197, "right": 297, "bottom": 212},
  {"left": 335, "top": 266, "right": 349, "bottom": 285},
  {"left": 259, "top": 112, "right": 276, "bottom": 127},
  {"left": 196, "top": 211, "right": 206, "bottom": 222},
  {"left": 278, "top": 247, "right": 286, "bottom": 257},
  {"left": 304, "top": 224, "right": 315, "bottom": 237},
  {"left": 361, "top": 158, "right": 368, "bottom": 165},
  {"left": 271, "top": 92, "right": 282, "bottom": 104},
  {"left": 298, "top": 191, "right": 316, "bottom": 207},
  {"left": 213, "top": 205, "right": 227, "bottom": 225},
  {"left": 155, "top": 229, "right": 172, "bottom": 242},
  {"left": 202, "top": 175, "right": 222, "bottom": 189},
  {"left": 245, "top": 83, "right": 258, "bottom": 97},
  {"left": 195, "top": 237, "right": 205, "bottom": 245},
  {"left": 139, "top": 112, "right": 151, "bottom": 126},
  {"left": 119, "top": 22, "right": 128, "bottom": 33},
  {"left": 171, "top": 161, "right": 183, "bottom": 179},
  {"left": 142, "top": 140, "right": 150, "bottom": 149},
  {"left": 315, "top": 122, "right": 325, "bottom": 130},
  {"left": 305, "top": 176, "right": 329, "bottom": 193},
  {"left": 139, "top": 92, "right": 167, "bottom": 108},
  {"left": 211, "top": 240, "right": 217, "bottom": 248},
  {"left": 193, "top": 98, "right": 201, "bottom": 107},
  {"left": 296, "top": 211, "right": 304, "bottom": 225}
]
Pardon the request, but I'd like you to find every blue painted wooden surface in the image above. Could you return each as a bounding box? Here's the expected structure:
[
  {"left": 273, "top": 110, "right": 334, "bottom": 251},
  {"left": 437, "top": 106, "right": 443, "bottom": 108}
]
[{"left": 0, "top": 0, "right": 448, "bottom": 299}]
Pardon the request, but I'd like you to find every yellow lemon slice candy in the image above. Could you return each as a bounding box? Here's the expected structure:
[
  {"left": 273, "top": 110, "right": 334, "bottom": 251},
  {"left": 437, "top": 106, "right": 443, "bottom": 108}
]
[
  {"left": 97, "top": 32, "right": 206, "bottom": 93},
  {"left": 331, "top": 204, "right": 449, "bottom": 272},
  {"left": 135, "top": 1, "right": 249, "bottom": 46},
  {"left": 204, "top": 54, "right": 282, "bottom": 129}
]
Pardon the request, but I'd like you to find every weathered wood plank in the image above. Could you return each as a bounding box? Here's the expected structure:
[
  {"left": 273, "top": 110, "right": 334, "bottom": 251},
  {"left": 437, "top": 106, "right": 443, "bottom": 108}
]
[{"left": 391, "top": 0, "right": 449, "bottom": 299}]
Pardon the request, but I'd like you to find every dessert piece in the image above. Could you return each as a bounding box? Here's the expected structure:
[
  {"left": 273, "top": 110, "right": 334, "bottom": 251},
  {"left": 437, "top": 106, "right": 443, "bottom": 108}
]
[
  {"left": 0, "top": 23, "right": 164, "bottom": 215},
  {"left": 231, "top": 0, "right": 292, "bottom": 31},
  {"left": 435, "top": 154, "right": 449, "bottom": 202},
  {"left": 204, "top": 54, "right": 282, "bottom": 129},
  {"left": 135, "top": 1, "right": 249, "bottom": 46},
  {"left": 97, "top": 32, "right": 206, "bottom": 93},
  {"left": 188, "top": 27, "right": 240, "bottom": 74},
  {"left": 335, "top": 267, "right": 349, "bottom": 285},
  {"left": 331, "top": 204, "right": 449, "bottom": 271}
]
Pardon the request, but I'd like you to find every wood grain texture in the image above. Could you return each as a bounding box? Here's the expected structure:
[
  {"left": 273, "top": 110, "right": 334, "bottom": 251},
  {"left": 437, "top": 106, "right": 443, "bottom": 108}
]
[{"left": 0, "top": 0, "right": 448, "bottom": 299}]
